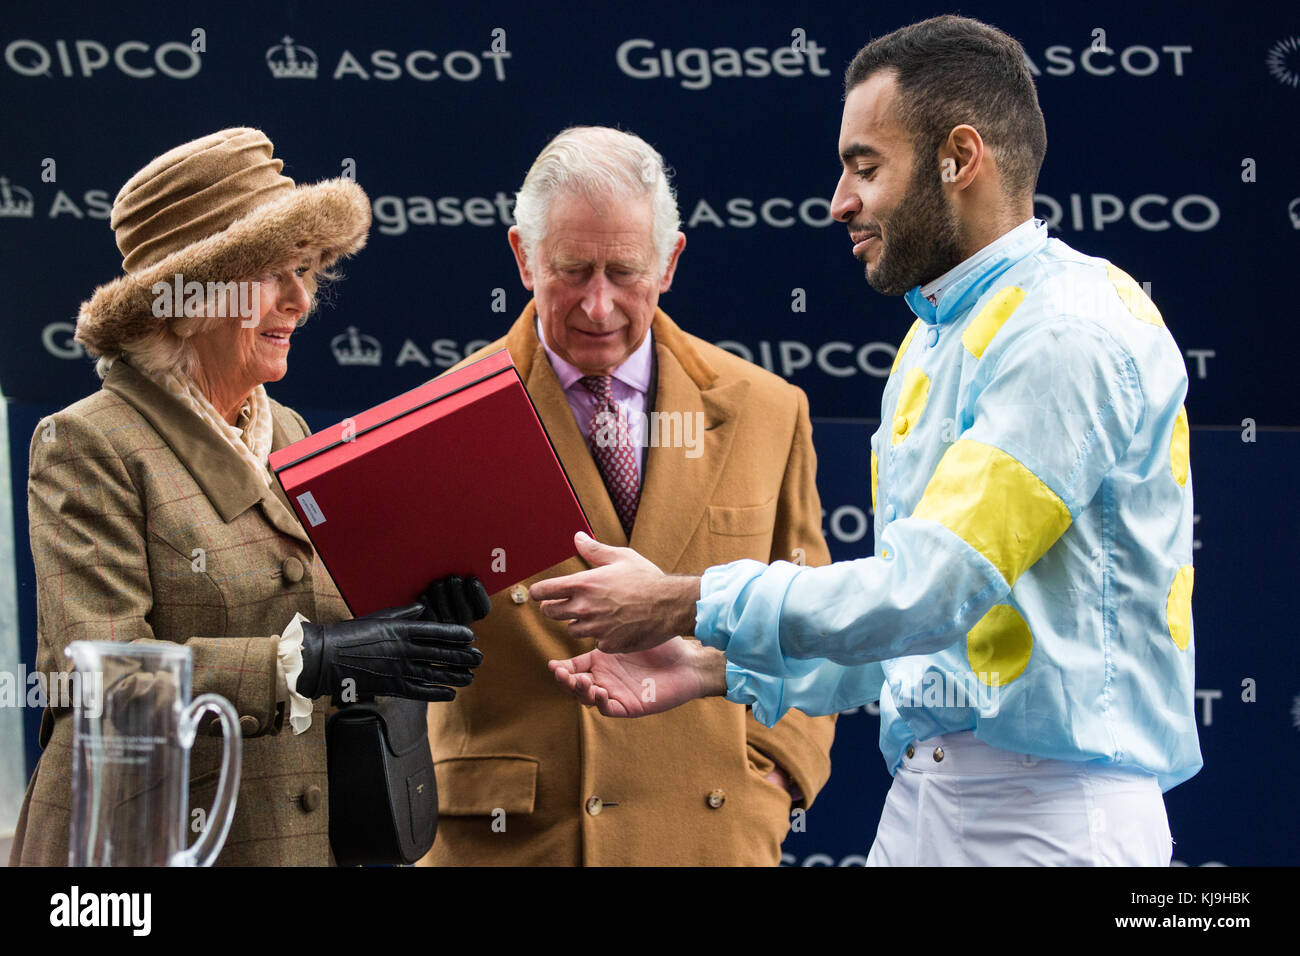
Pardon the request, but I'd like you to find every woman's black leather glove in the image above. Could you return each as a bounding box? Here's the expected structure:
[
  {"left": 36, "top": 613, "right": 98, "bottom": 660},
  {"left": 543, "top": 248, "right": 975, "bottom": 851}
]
[
  {"left": 418, "top": 574, "right": 492, "bottom": 626},
  {"left": 297, "top": 602, "right": 482, "bottom": 703}
]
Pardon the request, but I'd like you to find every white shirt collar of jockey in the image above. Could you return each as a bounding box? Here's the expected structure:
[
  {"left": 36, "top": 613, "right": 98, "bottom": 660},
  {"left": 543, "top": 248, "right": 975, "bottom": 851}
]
[
  {"left": 536, "top": 317, "right": 655, "bottom": 395},
  {"left": 905, "top": 218, "right": 1046, "bottom": 326}
]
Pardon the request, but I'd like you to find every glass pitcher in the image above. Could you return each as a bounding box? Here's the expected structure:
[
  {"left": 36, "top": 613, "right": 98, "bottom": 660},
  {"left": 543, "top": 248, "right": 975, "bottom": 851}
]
[{"left": 65, "top": 640, "right": 242, "bottom": 866}]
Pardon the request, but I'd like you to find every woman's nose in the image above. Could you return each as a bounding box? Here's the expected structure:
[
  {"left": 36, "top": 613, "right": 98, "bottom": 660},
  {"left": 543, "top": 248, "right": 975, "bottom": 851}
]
[{"left": 279, "top": 274, "right": 310, "bottom": 315}]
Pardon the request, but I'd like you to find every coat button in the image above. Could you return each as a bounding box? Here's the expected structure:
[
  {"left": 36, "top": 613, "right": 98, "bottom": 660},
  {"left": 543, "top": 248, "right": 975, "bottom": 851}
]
[
  {"left": 281, "top": 556, "right": 305, "bottom": 583},
  {"left": 905, "top": 744, "right": 915, "bottom": 759},
  {"left": 510, "top": 585, "right": 528, "bottom": 605},
  {"left": 238, "top": 715, "right": 260, "bottom": 737},
  {"left": 706, "top": 789, "right": 726, "bottom": 809},
  {"left": 585, "top": 796, "right": 603, "bottom": 816},
  {"left": 932, "top": 746, "right": 945, "bottom": 763},
  {"left": 884, "top": 503, "right": 897, "bottom": 522},
  {"left": 301, "top": 785, "right": 323, "bottom": 812},
  {"left": 926, "top": 326, "right": 940, "bottom": 348}
]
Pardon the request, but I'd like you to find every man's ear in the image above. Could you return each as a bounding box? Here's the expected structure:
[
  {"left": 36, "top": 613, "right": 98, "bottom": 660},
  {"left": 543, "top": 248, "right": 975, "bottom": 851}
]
[
  {"left": 938, "top": 124, "right": 984, "bottom": 192},
  {"left": 658, "top": 232, "right": 687, "bottom": 293},
  {"left": 507, "top": 226, "right": 535, "bottom": 290}
]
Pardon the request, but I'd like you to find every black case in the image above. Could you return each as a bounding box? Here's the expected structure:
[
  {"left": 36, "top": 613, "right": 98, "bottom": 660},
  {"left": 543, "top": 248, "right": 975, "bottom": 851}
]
[{"left": 325, "top": 696, "right": 437, "bottom": 866}]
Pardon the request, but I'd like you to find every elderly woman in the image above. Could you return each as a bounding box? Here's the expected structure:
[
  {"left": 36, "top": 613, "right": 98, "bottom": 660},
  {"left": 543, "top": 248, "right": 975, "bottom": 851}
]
[{"left": 10, "top": 128, "right": 484, "bottom": 866}]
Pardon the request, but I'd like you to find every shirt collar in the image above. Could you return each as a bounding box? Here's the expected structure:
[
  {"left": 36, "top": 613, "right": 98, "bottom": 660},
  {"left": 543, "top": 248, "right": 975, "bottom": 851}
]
[
  {"left": 904, "top": 218, "right": 1046, "bottom": 326},
  {"left": 536, "top": 317, "right": 655, "bottom": 395}
]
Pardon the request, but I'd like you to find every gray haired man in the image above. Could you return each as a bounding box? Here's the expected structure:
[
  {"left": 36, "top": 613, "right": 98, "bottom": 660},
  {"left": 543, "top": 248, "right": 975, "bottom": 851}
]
[{"left": 418, "top": 126, "right": 838, "bottom": 866}]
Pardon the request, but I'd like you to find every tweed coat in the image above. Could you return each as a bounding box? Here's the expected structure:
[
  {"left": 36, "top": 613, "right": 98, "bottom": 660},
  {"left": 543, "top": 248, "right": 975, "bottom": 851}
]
[
  {"left": 10, "top": 360, "right": 350, "bottom": 866},
  {"left": 421, "top": 304, "right": 837, "bottom": 866}
]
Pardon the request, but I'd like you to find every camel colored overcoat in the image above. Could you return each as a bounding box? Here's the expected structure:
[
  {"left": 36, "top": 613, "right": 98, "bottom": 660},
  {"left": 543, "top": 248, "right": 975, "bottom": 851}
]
[{"left": 421, "top": 304, "right": 837, "bottom": 866}]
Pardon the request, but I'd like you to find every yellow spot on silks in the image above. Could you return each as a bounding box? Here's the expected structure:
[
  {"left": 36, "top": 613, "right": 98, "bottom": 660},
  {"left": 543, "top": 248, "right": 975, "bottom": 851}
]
[
  {"left": 1170, "top": 406, "right": 1190, "bottom": 487},
  {"left": 913, "top": 439, "right": 1073, "bottom": 586},
  {"left": 1166, "top": 565, "right": 1194, "bottom": 651},
  {"left": 891, "top": 368, "right": 930, "bottom": 445},
  {"left": 870, "top": 450, "right": 879, "bottom": 513},
  {"left": 891, "top": 320, "right": 920, "bottom": 375},
  {"left": 967, "top": 605, "right": 1033, "bottom": 686},
  {"left": 1106, "top": 264, "right": 1164, "bottom": 327},
  {"left": 961, "top": 286, "right": 1026, "bottom": 358}
]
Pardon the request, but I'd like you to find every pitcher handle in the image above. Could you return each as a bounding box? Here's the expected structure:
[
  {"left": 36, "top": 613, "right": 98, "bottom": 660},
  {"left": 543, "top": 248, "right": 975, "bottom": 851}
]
[{"left": 172, "top": 693, "right": 242, "bottom": 867}]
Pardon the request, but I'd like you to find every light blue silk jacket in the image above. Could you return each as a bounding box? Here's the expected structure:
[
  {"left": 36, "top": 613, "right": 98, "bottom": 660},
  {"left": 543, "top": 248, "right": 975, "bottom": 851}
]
[{"left": 695, "top": 220, "right": 1202, "bottom": 791}]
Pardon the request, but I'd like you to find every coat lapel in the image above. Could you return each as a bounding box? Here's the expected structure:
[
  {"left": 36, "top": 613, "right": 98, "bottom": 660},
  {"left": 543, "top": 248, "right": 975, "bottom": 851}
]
[
  {"left": 262, "top": 410, "right": 312, "bottom": 546},
  {"left": 630, "top": 312, "right": 748, "bottom": 572},
  {"left": 104, "top": 361, "right": 266, "bottom": 521},
  {"left": 488, "top": 303, "right": 749, "bottom": 565},
  {"left": 103, "top": 360, "right": 310, "bottom": 546},
  {"left": 508, "top": 307, "right": 630, "bottom": 547}
]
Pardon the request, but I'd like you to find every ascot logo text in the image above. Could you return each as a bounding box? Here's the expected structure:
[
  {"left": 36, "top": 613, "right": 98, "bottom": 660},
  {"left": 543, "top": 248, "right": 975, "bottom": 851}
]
[
  {"left": 266, "top": 34, "right": 510, "bottom": 82},
  {"left": 1023, "top": 41, "right": 1191, "bottom": 77},
  {"left": 616, "top": 37, "right": 831, "bottom": 90},
  {"left": 5, "top": 37, "right": 203, "bottom": 78},
  {"left": 0, "top": 175, "right": 112, "bottom": 220},
  {"left": 684, "top": 196, "right": 834, "bottom": 229}
]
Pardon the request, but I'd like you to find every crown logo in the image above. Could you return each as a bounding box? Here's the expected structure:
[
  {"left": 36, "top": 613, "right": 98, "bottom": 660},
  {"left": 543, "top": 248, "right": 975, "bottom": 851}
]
[
  {"left": 0, "top": 177, "right": 35, "bottom": 219},
  {"left": 266, "top": 35, "right": 319, "bottom": 79},
  {"left": 331, "top": 327, "right": 382, "bottom": 367}
]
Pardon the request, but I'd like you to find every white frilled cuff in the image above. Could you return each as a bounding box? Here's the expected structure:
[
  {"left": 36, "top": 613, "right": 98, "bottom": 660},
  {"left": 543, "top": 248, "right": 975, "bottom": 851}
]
[{"left": 277, "top": 613, "right": 314, "bottom": 735}]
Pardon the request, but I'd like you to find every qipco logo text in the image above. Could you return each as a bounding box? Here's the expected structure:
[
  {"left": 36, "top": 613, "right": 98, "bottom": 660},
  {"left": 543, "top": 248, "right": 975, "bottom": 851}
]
[
  {"left": 1034, "top": 192, "right": 1220, "bottom": 233},
  {"left": 5, "top": 38, "right": 202, "bottom": 78}
]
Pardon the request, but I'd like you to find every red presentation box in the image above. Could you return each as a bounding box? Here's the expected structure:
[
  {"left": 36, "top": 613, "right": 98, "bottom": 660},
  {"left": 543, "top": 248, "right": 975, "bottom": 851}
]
[{"left": 269, "top": 349, "right": 592, "bottom": 617}]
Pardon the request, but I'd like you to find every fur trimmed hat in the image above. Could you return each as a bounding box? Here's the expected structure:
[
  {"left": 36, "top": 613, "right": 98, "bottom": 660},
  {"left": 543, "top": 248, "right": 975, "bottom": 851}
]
[{"left": 75, "top": 127, "right": 371, "bottom": 358}]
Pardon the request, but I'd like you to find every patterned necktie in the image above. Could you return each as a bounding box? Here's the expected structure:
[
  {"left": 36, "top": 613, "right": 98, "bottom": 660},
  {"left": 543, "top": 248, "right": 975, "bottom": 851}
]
[{"left": 578, "top": 374, "right": 640, "bottom": 536}]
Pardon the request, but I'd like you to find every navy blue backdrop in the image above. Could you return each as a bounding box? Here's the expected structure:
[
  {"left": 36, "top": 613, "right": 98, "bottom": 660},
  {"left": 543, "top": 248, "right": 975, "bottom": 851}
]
[{"left": 2, "top": 0, "right": 1297, "bottom": 865}]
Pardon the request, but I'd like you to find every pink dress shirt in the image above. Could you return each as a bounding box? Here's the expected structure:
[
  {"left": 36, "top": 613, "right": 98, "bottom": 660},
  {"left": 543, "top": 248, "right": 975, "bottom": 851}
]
[{"left": 536, "top": 319, "right": 654, "bottom": 489}]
